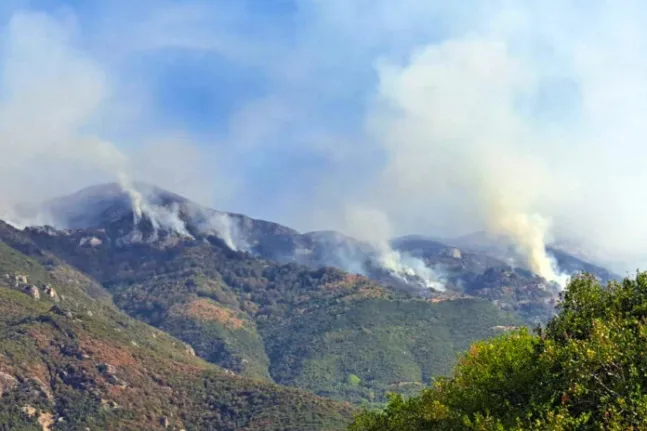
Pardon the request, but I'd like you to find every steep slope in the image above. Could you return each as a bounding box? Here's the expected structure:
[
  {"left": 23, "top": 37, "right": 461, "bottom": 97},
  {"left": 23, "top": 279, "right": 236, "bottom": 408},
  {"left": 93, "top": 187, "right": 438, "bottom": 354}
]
[
  {"left": 263, "top": 297, "right": 522, "bottom": 403},
  {"left": 0, "top": 224, "right": 355, "bottom": 430}
]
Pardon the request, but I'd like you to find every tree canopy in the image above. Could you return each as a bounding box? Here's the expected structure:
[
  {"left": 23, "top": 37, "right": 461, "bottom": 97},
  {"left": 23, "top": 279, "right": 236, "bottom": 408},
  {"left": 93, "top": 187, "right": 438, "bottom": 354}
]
[{"left": 350, "top": 272, "right": 647, "bottom": 430}]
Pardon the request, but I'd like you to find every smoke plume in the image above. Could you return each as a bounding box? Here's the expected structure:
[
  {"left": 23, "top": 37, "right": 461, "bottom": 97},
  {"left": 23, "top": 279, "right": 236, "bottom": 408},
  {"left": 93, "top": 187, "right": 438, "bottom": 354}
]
[
  {"left": 0, "top": 10, "right": 219, "bottom": 232},
  {"left": 364, "top": 39, "right": 572, "bottom": 285},
  {"left": 194, "top": 211, "right": 248, "bottom": 252},
  {"left": 342, "top": 205, "right": 446, "bottom": 290}
]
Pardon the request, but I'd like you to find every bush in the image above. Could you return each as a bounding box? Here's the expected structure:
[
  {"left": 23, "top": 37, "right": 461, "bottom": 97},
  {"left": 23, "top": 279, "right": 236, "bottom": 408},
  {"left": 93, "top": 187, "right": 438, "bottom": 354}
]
[{"left": 347, "top": 374, "right": 361, "bottom": 386}]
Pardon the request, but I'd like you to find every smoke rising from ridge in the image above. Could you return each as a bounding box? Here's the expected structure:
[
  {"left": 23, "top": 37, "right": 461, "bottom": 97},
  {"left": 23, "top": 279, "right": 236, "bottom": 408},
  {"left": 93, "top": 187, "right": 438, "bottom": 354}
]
[
  {"left": 342, "top": 205, "right": 446, "bottom": 290},
  {"left": 4, "top": 2, "right": 647, "bottom": 278},
  {"left": 0, "top": 10, "right": 218, "bottom": 227},
  {"left": 360, "top": 37, "right": 584, "bottom": 284}
]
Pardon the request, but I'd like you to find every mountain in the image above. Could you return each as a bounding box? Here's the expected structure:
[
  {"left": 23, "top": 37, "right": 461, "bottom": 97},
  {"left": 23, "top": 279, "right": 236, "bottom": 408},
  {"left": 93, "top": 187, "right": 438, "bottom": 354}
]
[
  {"left": 2, "top": 183, "right": 525, "bottom": 406},
  {"left": 29, "top": 183, "right": 617, "bottom": 293},
  {"left": 0, "top": 222, "right": 354, "bottom": 430}
]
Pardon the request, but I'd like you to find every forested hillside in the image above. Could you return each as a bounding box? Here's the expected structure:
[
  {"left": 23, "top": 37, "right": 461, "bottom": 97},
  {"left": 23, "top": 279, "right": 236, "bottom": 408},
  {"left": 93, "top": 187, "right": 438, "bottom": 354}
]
[
  {"left": 3, "top": 217, "right": 521, "bottom": 404},
  {"left": 0, "top": 231, "right": 354, "bottom": 430}
]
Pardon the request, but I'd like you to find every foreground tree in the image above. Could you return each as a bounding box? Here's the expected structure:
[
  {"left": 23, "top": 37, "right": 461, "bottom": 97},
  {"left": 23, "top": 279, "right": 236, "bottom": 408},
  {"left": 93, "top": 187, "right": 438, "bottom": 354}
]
[{"left": 350, "top": 272, "right": 647, "bottom": 430}]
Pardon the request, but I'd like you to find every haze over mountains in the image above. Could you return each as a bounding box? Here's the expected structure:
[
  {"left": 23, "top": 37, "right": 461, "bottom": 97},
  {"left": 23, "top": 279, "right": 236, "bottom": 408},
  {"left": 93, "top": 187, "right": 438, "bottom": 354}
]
[
  {"left": 4, "top": 2, "right": 647, "bottom": 282},
  {"left": 12, "top": 182, "right": 617, "bottom": 320}
]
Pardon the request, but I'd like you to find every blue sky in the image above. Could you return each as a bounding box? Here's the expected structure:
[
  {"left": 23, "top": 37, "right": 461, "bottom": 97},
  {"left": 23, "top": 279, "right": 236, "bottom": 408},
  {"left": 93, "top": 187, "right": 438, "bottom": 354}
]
[
  {"left": 0, "top": 0, "right": 444, "bottom": 220},
  {"left": 3, "top": 1, "right": 647, "bottom": 272}
]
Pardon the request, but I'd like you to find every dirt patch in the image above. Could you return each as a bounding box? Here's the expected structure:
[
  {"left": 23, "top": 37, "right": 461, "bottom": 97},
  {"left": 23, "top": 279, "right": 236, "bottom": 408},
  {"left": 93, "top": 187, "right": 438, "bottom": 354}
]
[
  {"left": 78, "top": 336, "right": 138, "bottom": 368},
  {"left": 38, "top": 412, "right": 54, "bottom": 431},
  {"left": 176, "top": 299, "right": 246, "bottom": 329}
]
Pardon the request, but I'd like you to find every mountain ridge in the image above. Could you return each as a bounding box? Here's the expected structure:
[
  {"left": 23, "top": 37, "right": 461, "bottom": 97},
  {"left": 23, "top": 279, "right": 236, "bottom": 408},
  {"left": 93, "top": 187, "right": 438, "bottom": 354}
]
[
  {"left": 0, "top": 184, "right": 534, "bottom": 405},
  {"left": 16, "top": 182, "right": 618, "bottom": 289},
  {"left": 0, "top": 182, "right": 622, "bottom": 428}
]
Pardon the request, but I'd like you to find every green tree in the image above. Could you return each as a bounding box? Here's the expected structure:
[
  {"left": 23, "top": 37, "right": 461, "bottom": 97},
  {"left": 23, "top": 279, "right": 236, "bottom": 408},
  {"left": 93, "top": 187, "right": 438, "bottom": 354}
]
[
  {"left": 350, "top": 272, "right": 647, "bottom": 430},
  {"left": 347, "top": 374, "right": 362, "bottom": 386}
]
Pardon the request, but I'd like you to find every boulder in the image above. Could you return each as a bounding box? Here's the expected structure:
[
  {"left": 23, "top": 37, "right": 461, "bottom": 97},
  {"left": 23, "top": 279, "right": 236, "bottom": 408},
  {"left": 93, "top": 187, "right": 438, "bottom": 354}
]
[
  {"left": 448, "top": 248, "right": 462, "bottom": 259},
  {"left": 160, "top": 416, "right": 170, "bottom": 428},
  {"left": 42, "top": 285, "right": 59, "bottom": 302},
  {"left": 22, "top": 405, "right": 37, "bottom": 417},
  {"left": 185, "top": 344, "right": 196, "bottom": 357},
  {"left": 30, "top": 377, "right": 54, "bottom": 403},
  {"left": 79, "top": 236, "right": 103, "bottom": 247},
  {"left": 97, "top": 363, "right": 117, "bottom": 375},
  {"left": 24, "top": 285, "right": 40, "bottom": 300}
]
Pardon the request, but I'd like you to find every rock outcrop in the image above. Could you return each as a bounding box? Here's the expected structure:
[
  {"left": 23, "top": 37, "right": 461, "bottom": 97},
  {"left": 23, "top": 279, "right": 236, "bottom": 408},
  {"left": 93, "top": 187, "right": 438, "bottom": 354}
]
[
  {"left": 0, "top": 371, "right": 18, "bottom": 395},
  {"left": 24, "top": 285, "right": 40, "bottom": 300},
  {"left": 42, "top": 285, "right": 59, "bottom": 302}
]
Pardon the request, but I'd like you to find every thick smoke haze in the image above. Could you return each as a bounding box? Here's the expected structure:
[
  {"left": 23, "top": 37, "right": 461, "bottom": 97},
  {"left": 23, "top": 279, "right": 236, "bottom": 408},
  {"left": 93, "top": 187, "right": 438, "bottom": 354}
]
[
  {"left": 324, "top": 1, "right": 647, "bottom": 277},
  {"left": 364, "top": 39, "right": 571, "bottom": 284},
  {"left": 2, "top": 2, "right": 647, "bottom": 277}
]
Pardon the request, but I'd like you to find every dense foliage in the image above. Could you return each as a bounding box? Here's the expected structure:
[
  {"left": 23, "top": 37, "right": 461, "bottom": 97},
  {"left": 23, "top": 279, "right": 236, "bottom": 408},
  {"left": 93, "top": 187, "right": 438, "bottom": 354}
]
[
  {"left": 351, "top": 272, "right": 647, "bottom": 430},
  {"left": 0, "top": 234, "right": 354, "bottom": 430}
]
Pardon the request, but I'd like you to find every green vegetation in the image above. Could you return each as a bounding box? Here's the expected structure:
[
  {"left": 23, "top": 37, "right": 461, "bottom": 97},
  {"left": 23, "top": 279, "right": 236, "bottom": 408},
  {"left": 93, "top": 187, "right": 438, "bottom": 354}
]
[
  {"left": 347, "top": 374, "right": 361, "bottom": 386},
  {"left": 264, "top": 297, "right": 521, "bottom": 403},
  {"left": 351, "top": 272, "right": 647, "bottom": 430},
  {"left": 20, "top": 230, "right": 520, "bottom": 403},
  {"left": 0, "top": 233, "right": 354, "bottom": 430}
]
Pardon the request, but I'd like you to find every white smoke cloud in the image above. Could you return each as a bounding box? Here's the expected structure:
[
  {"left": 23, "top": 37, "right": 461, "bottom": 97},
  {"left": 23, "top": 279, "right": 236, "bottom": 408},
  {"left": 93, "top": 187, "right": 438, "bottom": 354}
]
[
  {"left": 204, "top": 0, "right": 647, "bottom": 278},
  {"left": 342, "top": 205, "right": 446, "bottom": 290},
  {"left": 0, "top": 11, "right": 119, "bottom": 214},
  {"left": 197, "top": 212, "right": 248, "bottom": 252},
  {"left": 0, "top": 10, "right": 220, "bottom": 232},
  {"left": 361, "top": 39, "right": 569, "bottom": 284},
  {"left": 347, "top": 1, "right": 647, "bottom": 276}
]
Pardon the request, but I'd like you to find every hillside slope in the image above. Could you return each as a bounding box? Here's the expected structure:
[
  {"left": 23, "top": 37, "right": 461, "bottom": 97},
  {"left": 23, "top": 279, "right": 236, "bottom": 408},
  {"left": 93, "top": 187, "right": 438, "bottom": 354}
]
[
  {"left": 0, "top": 228, "right": 354, "bottom": 430},
  {"left": 4, "top": 206, "right": 522, "bottom": 404}
]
